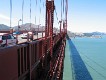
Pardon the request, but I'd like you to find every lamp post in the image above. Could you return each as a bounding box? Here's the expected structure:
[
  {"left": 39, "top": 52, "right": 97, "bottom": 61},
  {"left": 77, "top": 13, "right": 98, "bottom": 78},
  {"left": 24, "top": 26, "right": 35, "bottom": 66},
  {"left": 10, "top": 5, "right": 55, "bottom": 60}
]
[
  {"left": 18, "top": 19, "right": 22, "bottom": 31},
  {"left": 16, "top": 19, "right": 22, "bottom": 44},
  {"left": 42, "top": 26, "right": 43, "bottom": 38},
  {"left": 59, "top": 20, "right": 62, "bottom": 33}
]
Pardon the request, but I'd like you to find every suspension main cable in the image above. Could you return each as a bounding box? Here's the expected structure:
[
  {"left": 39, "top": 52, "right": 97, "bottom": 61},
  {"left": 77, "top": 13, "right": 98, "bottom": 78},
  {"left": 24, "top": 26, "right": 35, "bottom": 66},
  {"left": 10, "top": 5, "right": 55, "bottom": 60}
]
[{"left": 10, "top": 0, "right": 12, "bottom": 28}]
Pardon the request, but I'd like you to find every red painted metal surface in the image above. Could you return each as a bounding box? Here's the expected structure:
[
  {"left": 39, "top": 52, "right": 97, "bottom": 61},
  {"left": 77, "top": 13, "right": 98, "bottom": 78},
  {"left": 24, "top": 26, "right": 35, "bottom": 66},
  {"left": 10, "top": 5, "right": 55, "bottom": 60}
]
[
  {"left": 0, "top": 0, "right": 68, "bottom": 80},
  {"left": 65, "top": 0, "right": 68, "bottom": 33},
  {"left": 0, "top": 33, "right": 66, "bottom": 80},
  {"left": 0, "top": 46, "right": 18, "bottom": 80},
  {"left": 45, "top": 1, "right": 55, "bottom": 79},
  {"left": 45, "top": 0, "right": 54, "bottom": 56}
]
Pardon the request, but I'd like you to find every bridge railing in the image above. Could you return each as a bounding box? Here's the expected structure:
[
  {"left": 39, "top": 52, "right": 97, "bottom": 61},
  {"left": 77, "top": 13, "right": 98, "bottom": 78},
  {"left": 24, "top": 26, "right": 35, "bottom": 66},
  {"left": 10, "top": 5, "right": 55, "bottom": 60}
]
[
  {"left": 0, "top": 33, "right": 66, "bottom": 80},
  {"left": 17, "top": 44, "right": 29, "bottom": 78},
  {"left": 0, "top": 46, "right": 18, "bottom": 80}
]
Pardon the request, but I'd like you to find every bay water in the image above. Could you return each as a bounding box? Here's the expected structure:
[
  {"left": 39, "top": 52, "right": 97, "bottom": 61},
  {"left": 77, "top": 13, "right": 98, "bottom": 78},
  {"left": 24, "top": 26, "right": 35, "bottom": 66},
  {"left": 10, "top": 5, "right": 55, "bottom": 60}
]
[{"left": 63, "top": 36, "right": 106, "bottom": 80}]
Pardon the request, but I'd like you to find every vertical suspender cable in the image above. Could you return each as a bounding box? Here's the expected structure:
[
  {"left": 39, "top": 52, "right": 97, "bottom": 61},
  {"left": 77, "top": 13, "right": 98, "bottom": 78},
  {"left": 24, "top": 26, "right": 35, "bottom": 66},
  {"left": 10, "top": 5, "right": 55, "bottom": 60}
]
[
  {"left": 22, "top": 0, "right": 24, "bottom": 24},
  {"left": 60, "top": 0, "right": 63, "bottom": 33},
  {"left": 39, "top": 0, "right": 41, "bottom": 24},
  {"left": 10, "top": 0, "right": 12, "bottom": 28},
  {"left": 63, "top": 0, "right": 64, "bottom": 15},
  {"left": 61, "top": 0, "right": 62, "bottom": 21},
  {"left": 43, "top": 1, "right": 44, "bottom": 7},
  {"left": 39, "top": 7, "right": 41, "bottom": 24},
  {"left": 29, "top": 0, "right": 32, "bottom": 76},
  {"left": 38, "top": 0, "right": 41, "bottom": 38},
  {"left": 36, "top": 0, "right": 37, "bottom": 5},
  {"left": 35, "top": 0, "right": 37, "bottom": 24},
  {"left": 42, "top": 2, "right": 45, "bottom": 25},
  {"left": 30, "top": 0, "right": 31, "bottom": 30},
  {"left": 54, "top": 7, "right": 59, "bottom": 24},
  {"left": 42, "top": 2, "right": 45, "bottom": 37}
]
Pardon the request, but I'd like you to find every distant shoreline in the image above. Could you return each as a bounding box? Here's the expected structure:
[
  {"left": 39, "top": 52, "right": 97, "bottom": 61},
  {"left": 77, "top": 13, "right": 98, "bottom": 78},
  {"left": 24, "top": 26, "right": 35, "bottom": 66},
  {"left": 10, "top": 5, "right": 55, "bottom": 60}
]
[{"left": 70, "top": 35, "right": 103, "bottom": 39}]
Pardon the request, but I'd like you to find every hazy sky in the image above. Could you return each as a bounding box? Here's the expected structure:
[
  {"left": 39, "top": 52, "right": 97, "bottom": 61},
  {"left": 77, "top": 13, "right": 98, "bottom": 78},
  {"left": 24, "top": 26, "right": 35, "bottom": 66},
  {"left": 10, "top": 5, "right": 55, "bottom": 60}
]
[
  {"left": 69, "top": 0, "right": 106, "bottom": 32},
  {"left": 0, "top": 0, "right": 106, "bottom": 32}
]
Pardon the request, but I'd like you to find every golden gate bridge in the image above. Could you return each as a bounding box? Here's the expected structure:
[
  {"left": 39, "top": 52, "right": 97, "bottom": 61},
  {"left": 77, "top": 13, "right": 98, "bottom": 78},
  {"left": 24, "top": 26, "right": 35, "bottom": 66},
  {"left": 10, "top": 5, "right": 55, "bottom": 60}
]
[{"left": 0, "top": 0, "right": 68, "bottom": 80}]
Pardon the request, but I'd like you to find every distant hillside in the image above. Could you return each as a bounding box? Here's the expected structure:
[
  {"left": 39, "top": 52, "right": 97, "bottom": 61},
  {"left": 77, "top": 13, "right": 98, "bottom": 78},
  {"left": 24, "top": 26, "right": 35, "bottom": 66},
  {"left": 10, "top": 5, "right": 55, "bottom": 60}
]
[
  {"left": 67, "top": 31, "right": 106, "bottom": 38},
  {"left": 67, "top": 30, "right": 76, "bottom": 37},
  {"left": 91, "top": 32, "right": 106, "bottom": 35},
  {"left": 83, "top": 32, "right": 106, "bottom": 37},
  {"left": 0, "top": 24, "right": 10, "bottom": 31},
  {"left": 13, "top": 23, "right": 45, "bottom": 31},
  {"left": 13, "top": 23, "right": 61, "bottom": 33}
]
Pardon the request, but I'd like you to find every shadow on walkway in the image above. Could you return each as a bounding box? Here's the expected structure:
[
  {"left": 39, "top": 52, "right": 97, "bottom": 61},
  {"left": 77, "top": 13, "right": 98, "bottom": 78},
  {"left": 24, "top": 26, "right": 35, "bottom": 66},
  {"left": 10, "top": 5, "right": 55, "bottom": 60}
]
[{"left": 67, "top": 37, "right": 92, "bottom": 80}]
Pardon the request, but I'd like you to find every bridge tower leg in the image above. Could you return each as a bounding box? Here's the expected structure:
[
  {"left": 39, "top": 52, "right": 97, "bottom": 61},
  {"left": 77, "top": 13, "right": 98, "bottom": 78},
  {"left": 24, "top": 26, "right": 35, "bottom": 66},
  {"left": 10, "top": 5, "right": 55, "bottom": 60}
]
[
  {"left": 45, "top": 0, "right": 54, "bottom": 56},
  {"left": 65, "top": 0, "right": 68, "bottom": 34},
  {"left": 43, "top": 0, "right": 55, "bottom": 79}
]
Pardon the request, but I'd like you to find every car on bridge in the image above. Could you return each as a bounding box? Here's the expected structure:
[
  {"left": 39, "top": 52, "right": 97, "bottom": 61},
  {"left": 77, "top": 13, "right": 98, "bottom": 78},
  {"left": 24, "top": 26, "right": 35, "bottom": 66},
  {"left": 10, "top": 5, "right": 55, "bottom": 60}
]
[
  {"left": 0, "top": 33, "right": 18, "bottom": 47},
  {"left": 21, "top": 32, "right": 33, "bottom": 40},
  {"left": 21, "top": 33, "right": 27, "bottom": 39}
]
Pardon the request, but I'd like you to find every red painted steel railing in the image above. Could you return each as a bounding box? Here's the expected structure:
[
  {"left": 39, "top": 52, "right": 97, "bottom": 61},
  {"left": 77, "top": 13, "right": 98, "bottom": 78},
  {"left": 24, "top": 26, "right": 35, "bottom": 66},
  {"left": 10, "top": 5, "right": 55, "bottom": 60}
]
[{"left": 0, "top": 33, "right": 66, "bottom": 80}]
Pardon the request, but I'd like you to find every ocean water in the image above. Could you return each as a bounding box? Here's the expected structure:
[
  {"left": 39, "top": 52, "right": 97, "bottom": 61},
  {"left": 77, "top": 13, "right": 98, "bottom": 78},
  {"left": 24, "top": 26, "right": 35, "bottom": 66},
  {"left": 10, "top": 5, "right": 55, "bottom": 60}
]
[{"left": 63, "top": 36, "right": 106, "bottom": 80}]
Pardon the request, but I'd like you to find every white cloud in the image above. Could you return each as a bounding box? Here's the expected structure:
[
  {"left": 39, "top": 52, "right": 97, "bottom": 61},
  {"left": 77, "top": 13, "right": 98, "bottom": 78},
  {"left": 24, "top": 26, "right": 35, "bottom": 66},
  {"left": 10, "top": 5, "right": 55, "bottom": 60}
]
[
  {"left": 0, "top": 14, "right": 18, "bottom": 27},
  {"left": 0, "top": 14, "right": 10, "bottom": 20}
]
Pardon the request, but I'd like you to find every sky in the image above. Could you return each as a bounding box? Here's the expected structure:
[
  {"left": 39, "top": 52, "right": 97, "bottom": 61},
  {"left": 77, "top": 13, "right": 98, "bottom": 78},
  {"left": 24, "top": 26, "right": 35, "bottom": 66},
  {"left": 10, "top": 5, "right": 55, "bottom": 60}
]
[{"left": 0, "top": 0, "right": 106, "bottom": 32}]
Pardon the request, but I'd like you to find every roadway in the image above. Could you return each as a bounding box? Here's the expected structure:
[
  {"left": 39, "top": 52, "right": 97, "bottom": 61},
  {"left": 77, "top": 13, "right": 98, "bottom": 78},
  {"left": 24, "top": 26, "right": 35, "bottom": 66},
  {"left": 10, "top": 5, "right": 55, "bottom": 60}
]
[
  {"left": 0, "top": 33, "right": 45, "bottom": 49},
  {"left": 17, "top": 33, "right": 45, "bottom": 44}
]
